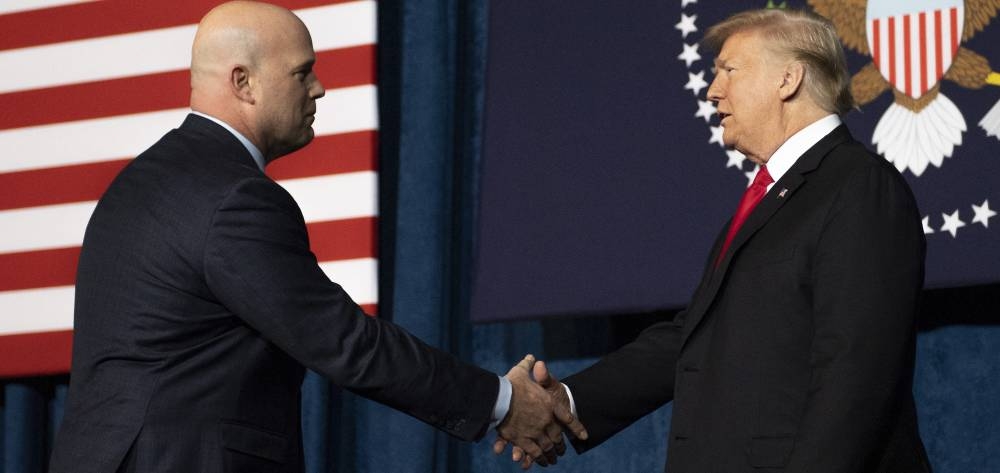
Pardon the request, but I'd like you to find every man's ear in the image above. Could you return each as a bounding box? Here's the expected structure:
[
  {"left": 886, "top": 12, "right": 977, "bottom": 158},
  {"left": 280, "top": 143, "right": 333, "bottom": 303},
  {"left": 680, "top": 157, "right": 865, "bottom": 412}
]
[
  {"left": 231, "top": 65, "right": 255, "bottom": 104},
  {"left": 778, "top": 62, "right": 805, "bottom": 101}
]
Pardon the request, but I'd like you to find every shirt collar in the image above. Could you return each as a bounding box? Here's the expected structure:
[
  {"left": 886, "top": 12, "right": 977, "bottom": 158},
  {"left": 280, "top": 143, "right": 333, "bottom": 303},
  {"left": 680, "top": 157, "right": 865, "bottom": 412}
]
[
  {"left": 759, "top": 114, "right": 841, "bottom": 191},
  {"left": 191, "top": 111, "right": 266, "bottom": 172}
]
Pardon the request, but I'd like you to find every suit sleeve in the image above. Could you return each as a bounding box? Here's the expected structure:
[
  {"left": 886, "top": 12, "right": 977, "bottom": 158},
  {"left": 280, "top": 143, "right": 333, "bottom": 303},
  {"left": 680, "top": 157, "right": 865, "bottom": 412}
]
[
  {"left": 202, "top": 177, "right": 498, "bottom": 441},
  {"left": 563, "top": 317, "right": 682, "bottom": 452},
  {"left": 784, "top": 163, "right": 925, "bottom": 471}
]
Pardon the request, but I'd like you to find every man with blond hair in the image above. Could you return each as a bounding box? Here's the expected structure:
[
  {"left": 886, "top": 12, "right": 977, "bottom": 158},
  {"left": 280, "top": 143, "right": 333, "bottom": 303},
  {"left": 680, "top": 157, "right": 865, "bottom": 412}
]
[
  {"left": 49, "top": 2, "right": 583, "bottom": 472},
  {"left": 499, "top": 8, "right": 931, "bottom": 472}
]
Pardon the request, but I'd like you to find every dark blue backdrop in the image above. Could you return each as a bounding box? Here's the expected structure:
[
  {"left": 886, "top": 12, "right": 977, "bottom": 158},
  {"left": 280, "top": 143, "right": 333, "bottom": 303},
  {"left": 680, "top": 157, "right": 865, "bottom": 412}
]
[{"left": 471, "top": 0, "right": 1000, "bottom": 322}]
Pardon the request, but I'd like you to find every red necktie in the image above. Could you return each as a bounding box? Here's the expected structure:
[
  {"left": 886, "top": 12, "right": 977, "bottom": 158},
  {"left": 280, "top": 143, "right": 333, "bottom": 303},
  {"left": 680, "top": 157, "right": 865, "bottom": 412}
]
[{"left": 716, "top": 165, "right": 773, "bottom": 266}]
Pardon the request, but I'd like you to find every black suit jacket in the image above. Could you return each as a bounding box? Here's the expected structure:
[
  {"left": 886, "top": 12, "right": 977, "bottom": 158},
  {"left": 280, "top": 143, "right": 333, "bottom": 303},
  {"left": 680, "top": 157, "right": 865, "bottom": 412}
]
[
  {"left": 565, "top": 126, "right": 932, "bottom": 472},
  {"left": 49, "top": 115, "right": 498, "bottom": 473}
]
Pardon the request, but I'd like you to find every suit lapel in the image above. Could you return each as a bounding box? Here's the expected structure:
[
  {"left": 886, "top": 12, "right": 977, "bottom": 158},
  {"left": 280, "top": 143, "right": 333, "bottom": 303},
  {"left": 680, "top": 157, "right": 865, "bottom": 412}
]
[{"left": 679, "top": 126, "right": 853, "bottom": 347}]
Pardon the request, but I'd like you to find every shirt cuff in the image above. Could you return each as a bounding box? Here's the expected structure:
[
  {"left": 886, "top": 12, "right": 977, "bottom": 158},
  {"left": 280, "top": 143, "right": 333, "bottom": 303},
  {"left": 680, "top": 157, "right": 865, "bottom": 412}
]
[
  {"left": 490, "top": 375, "right": 513, "bottom": 430},
  {"left": 562, "top": 382, "right": 578, "bottom": 417}
]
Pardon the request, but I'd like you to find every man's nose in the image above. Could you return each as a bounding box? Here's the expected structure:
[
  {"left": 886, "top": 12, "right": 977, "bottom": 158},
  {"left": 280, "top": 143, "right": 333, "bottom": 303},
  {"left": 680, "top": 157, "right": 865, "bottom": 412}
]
[
  {"left": 311, "top": 77, "right": 326, "bottom": 99},
  {"left": 706, "top": 79, "right": 721, "bottom": 101}
]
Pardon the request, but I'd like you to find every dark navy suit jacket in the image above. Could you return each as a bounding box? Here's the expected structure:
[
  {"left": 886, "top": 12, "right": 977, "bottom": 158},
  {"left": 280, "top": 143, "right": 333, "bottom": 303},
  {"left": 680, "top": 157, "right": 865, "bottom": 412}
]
[
  {"left": 565, "top": 126, "right": 932, "bottom": 473},
  {"left": 49, "top": 115, "right": 498, "bottom": 473}
]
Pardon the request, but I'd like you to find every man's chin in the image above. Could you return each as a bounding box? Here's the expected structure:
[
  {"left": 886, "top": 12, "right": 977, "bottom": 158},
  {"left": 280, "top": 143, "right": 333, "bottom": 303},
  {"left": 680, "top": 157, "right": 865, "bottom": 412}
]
[{"left": 273, "top": 132, "right": 315, "bottom": 160}]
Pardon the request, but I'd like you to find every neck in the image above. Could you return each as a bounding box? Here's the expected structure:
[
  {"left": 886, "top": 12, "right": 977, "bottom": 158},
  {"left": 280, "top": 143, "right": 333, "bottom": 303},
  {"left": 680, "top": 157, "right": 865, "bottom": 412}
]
[
  {"left": 191, "top": 103, "right": 268, "bottom": 159},
  {"left": 746, "top": 105, "right": 829, "bottom": 164}
]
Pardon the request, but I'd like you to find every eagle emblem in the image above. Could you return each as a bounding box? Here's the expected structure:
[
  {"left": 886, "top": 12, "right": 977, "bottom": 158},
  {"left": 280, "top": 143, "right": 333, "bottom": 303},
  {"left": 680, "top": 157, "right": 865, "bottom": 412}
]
[{"left": 809, "top": 0, "right": 1000, "bottom": 176}]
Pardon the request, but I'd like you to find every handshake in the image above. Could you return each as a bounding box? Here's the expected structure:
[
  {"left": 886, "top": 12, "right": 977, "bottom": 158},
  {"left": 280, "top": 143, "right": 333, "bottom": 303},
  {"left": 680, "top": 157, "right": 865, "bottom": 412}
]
[{"left": 494, "top": 355, "right": 588, "bottom": 469}]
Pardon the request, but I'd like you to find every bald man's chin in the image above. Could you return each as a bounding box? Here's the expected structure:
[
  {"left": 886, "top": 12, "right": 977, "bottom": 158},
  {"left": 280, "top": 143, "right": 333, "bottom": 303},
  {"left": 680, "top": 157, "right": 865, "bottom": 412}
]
[{"left": 292, "top": 129, "right": 316, "bottom": 152}]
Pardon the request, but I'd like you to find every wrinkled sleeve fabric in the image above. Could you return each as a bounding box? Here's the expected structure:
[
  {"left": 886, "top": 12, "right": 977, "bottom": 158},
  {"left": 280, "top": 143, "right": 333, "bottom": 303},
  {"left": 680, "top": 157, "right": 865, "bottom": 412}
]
[
  {"left": 563, "top": 317, "right": 682, "bottom": 452},
  {"left": 203, "top": 177, "right": 498, "bottom": 441}
]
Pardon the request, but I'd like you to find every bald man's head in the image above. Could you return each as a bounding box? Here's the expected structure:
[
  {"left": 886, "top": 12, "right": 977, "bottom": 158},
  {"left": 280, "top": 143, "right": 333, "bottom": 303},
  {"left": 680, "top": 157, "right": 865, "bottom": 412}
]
[{"left": 190, "top": 1, "right": 325, "bottom": 161}]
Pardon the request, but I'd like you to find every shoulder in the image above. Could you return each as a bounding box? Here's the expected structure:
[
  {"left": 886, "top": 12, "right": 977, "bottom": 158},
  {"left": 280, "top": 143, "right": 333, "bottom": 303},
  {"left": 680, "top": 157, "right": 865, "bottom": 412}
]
[{"left": 816, "top": 133, "right": 912, "bottom": 194}]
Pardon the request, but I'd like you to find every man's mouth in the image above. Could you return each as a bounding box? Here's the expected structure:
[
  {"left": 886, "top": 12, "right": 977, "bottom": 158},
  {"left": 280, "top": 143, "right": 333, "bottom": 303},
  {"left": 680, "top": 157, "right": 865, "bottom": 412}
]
[{"left": 718, "top": 112, "right": 731, "bottom": 124}]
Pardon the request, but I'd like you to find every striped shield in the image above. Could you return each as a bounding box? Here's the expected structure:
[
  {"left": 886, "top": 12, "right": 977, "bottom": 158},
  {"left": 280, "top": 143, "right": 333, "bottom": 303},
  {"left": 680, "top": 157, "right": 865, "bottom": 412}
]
[{"left": 866, "top": 0, "right": 965, "bottom": 100}]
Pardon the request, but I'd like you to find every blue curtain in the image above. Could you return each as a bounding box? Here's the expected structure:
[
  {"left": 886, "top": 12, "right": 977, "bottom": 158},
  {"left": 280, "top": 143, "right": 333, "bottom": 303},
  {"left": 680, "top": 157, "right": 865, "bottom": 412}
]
[{"left": 2, "top": 1, "right": 999, "bottom": 472}]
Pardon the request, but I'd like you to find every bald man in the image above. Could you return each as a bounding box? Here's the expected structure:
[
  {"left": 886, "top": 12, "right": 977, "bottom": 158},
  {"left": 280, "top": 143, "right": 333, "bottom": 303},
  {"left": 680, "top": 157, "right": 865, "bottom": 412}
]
[{"left": 49, "top": 3, "right": 583, "bottom": 472}]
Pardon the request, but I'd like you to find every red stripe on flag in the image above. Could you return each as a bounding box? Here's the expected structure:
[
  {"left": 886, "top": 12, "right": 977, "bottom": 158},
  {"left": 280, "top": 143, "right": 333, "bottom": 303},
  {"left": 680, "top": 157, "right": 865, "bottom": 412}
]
[
  {"left": 268, "top": 130, "right": 377, "bottom": 180},
  {"left": 0, "top": 130, "right": 374, "bottom": 211},
  {"left": 903, "top": 14, "right": 912, "bottom": 97},
  {"left": 0, "top": 330, "right": 73, "bottom": 377},
  {"left": 872, "top": 19, "right": 881, "bottom": 70},
  {"left": 0, "top": 70, "right": 187, "bottom": 131},
  {"left": 0, "top": 0, "right": 357, "bottom": 51},
  {"left": 0, "top": 217, "right": 376, "bottom": 294},
  {"left": 950, "top": 7, "right": 958, "bottom": 54},
  {"left": 0, "top": 303, "right": 377, "bottom": 378},
  {"left": 935, "top": 10, "right": 944, "bottom": 81},
  {"left": 0, "top": 46, "right": 374, "bottom": 130},
  {"left": 0, "top": 247, "right": 80, "bottom": 291},
  {"left": 317, "top": 44, "right": 377, "bottom": 90},
  {"left": 0, "top": 159, "right": 128, "bottom": 211},
  {"left": 888, "top": 17, "right": 897, "bottom": 87},
  {"left": 307, "top": 217, "right": 378, "bottom": 261},
  {"left": 919, "top": 12, "right": 927, "bottom": 95},
  {"left": 360, "top": 304, "right": 377, "bottom": 317}
]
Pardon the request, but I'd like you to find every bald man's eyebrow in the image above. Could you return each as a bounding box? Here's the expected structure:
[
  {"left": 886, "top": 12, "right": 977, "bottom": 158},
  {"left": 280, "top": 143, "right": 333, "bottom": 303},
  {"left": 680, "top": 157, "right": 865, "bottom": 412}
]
[{"left": 294, "top": 59, "right": 315, "bottom": 72}]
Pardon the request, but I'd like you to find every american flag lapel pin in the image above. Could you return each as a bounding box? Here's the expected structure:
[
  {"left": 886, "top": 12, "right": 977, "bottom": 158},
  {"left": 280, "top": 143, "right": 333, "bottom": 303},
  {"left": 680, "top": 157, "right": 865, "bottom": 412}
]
[{"left": 777, "top": 188, "right": 789, "bottom": 199}]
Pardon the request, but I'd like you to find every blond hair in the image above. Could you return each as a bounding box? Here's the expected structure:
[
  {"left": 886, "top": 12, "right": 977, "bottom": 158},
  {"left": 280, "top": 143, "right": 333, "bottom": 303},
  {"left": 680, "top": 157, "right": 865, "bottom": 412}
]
[{"left": 704, "top": 9, "right": 854, "bottom": 115}]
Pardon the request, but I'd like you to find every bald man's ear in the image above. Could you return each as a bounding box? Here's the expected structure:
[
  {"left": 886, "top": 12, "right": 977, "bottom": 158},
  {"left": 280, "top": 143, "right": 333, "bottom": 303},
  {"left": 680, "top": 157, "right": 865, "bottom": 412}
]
[
  {"left": 230, "top": 65, "right": 255, "bottom": 104},
  {"left": 778, "top": 62, "right": 805, "bottom": 101}
]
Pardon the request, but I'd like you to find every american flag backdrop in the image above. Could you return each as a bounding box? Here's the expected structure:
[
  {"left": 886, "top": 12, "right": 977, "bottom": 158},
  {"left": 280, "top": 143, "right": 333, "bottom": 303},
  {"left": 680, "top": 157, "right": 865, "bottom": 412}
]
[{"left": 0, "top": 0, "right": 379, "bottom": 378}]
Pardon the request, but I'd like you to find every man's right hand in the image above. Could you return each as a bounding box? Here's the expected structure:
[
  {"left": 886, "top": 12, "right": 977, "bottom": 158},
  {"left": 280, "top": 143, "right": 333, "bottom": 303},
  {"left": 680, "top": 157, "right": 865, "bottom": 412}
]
[{"left": 494, "top": 357, "right": 586, "bottom": 469}]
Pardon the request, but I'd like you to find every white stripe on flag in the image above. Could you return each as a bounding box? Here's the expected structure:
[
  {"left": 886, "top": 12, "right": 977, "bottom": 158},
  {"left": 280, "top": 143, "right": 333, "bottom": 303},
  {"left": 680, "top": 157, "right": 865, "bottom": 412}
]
[
  {"left": 909, "top": 14, "right": 921, "bottom": 97},
  {"left": 0, "top": 201, "right": 94, "bottom": 254},
  {"left": 0, "top": 172, "right": 377, "bottom": 254},
  {"left": 318, "top": 257, "right": 378, "bottom": 305},
  {"left": 0, "top": 286, "right": 74, "bottom": 335},
  {"left": 941, "top": 8, "right": 954, "bottom": 68},
  {"left": 0, "top": 257, "right": 377, "bottom": 335},
  {"left": 877, "top": 19, "right": 889, "bottom": 81},
  {"left": 0, "top": 1, "right": 376, "bottom": 94},
  {"left": 0, "top": 84, "right": 377, "bottom": 174},
  {"left": 301, "top": 1, "right": 377, "bottom": 59},
  {"left": 317, "top": 84, "right": 380, "bottom": 136},
  {"left": 925, "top": 12, "right": 938, "bottom": 92},
  {"left": 280, "top": 171, "right": 379, "bottom": 223},
  {"left": 893, "top": 16, "right": 906, "bottom": 95}
]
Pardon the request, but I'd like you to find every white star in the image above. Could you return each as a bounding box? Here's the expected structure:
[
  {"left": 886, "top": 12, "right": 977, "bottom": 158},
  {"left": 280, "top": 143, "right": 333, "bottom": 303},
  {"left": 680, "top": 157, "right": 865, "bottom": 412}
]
[
  {"left": 971, "top": 199, "right": 997, "bottom": 228},
  {"left": 709, "top": 126, "right": 724, "bottom": 146},
  {"left": 940, "top": 210, "right": 966, "bottom": 238},
  {"left": 726, "top": 149, "right": 745, "bottom": 168},
  {"left": 921, "top": 216, "right": 934, "bottom": 234},
  {"left": 675, "top": 13, "right": 698, "bottom": 39},
  {"left": 695, "top": 100, "right": 716, "bottom": 123},
  {"left": 681, "top": 0, "right": 698, "bottom": 7},
  {"left": 678, "top": 42, "right": 701, "bottom": 68},
  {"left": 685, "top": 70, "right": 708, "bottom": 96},
  {"left": 744, "top": 166, "right": 758, "bottom": 186}
]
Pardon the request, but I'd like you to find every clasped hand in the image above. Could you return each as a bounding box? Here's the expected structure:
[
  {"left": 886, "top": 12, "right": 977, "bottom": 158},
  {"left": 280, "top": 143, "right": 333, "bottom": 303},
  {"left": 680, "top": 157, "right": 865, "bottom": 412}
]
[{"left": 495, "top": 355, "right": 587, "bottom": 469}]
